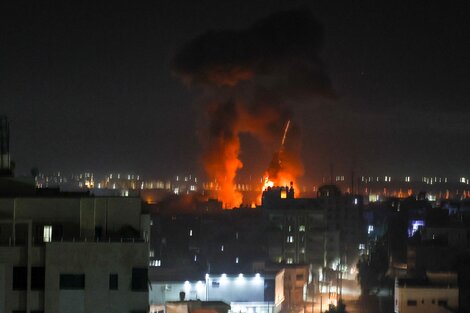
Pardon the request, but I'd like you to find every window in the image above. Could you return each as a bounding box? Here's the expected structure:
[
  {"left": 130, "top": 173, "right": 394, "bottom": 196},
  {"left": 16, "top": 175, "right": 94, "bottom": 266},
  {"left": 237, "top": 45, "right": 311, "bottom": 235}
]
[
  {"left": 149, "top": 250, "right": 154, "bottom": 257},
  {"left": 60, "top": 274, "right": 85, "bottom": 290},
  {"left": 131, "top": 268, "right": 148, "bottom": 291},
  {"left": 407, "top": 300, "right": 417, "bottom": 306},
  {"left": 286, "top": 258, "right": 293, "bottom": 264},
  {"left": 32, "top": 267, "right": 45, "bottom": 290},
  {"left": 287, "top": 236, "right": 294, "bottom": 243},
  {"left": 235, "top": 257, "right": 239, "bottom": 264},
  {"left": 43, "top": 225, "right": 52, "bottom": 243},
  {"left": 13, "top": 267, "right": 27, "bottom": 290},
  {"left": 299, "top": 225, "right": 305, "bottom": 232},
  {"left": 109, "top": 274, "right": 118, "bottom": 290},
  {"left": 296, "top": 274, "right": 304, "bottom": 280},
  {"left": 438, "top": 300, "right": 447, "bottom": 306}
]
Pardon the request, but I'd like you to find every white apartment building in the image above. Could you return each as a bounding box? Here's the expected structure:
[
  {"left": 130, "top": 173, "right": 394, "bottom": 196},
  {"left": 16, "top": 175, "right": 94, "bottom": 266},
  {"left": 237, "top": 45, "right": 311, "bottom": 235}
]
[
  {"left": 394, "top": 273, "right": 459, "bottom": 313},
  {"left": 0, "top": 195, "right": 150, "bottom": 313}
]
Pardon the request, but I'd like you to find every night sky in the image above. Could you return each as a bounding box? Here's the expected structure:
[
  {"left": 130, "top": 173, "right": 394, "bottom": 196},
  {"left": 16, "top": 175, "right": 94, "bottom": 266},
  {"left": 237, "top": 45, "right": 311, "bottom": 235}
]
[{"left": 1, "top": 0, "right": 469, "bottom": 182}]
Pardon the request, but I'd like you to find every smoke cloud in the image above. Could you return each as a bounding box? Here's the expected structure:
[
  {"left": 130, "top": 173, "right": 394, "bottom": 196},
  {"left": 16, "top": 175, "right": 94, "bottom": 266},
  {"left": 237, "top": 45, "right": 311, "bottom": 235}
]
[{"left": 173, "top": 8, "right": 334, "bottom": 208}]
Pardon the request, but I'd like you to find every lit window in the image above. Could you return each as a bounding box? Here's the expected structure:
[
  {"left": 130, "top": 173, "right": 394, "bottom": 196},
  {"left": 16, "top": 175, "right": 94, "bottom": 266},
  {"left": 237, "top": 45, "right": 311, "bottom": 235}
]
[
  {"left": 194, "top": 255, "right": 197, "bottom": 262},
  {"left": 155, "top": 260, "right": 161, "bottom": 267},
  {"left": 286, "top": 258, "right": 293, "bottom": 264},
  {"left": 235, "top": 257, "right": 239, "bottom": 264},
  {"left": 287, "top": 236, "right": 294, "bottom": 243},
  {"left": 367, "top": 225, "right": 374, "bottom": 234},
  {"left": 354, "top": 198, "right": 358, "bottom": 205},
  {"left": 149, "top": 250, "right": 154, "bottom": 257},
  {"left": 189, "top": 229, "right": 193, "bottom": 237},
  {"left": 299, "top": 225, "right": 305, "bottom": 232},
  {"left": 358, "top": 244, "right": 365, "bottom": 250},
  {"left": 43, "top": 225, "right": 52, "bottom": 243},
  {"left": 221, "top": 245, "right": 224, "bottom": 251}
]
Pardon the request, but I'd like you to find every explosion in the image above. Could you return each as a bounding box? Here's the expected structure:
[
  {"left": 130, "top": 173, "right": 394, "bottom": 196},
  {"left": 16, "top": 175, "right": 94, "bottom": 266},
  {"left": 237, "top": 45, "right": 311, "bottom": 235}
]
[
  {"left": 259, "top": 120, "right": 302, "bottom": 203},
  {"left": 173, "top": 9, "right": 334, "bottom": 208}
]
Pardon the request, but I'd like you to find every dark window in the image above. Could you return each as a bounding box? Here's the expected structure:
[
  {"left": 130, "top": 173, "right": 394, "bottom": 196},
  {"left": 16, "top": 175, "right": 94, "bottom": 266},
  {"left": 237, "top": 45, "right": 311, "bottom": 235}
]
[
  {"left": 407, "top": 300, "right": 417, "bottom": 306},
  {"left": 32, "top": 267, "right": 45, "bottom": 290},
  {"left": 60, "top": 274, "right": 85, "bottom": 290},
  {"left": 212, "top": 281, "right": 220, "bottom": 288},
  {"left": 438, "top": 300, "right": 447, "bottom": 306},
  {"left": 131, "top": 268, "right": 148, "bottom": 291},
  {"left": 13, "top": 267, "right": 27, "bottom": 290},
  {"left": 109, "top": 274, "right": 118, "bottom": 290},
  {"left": 95, "top": 226, "right": 103, "bottom": 239}
]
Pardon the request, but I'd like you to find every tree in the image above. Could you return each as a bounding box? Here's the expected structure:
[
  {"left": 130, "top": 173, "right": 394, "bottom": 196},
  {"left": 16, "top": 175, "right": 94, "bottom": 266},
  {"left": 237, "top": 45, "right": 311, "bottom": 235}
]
[{"left": 356, "top": 236, "right": 389, "bottom": 295}]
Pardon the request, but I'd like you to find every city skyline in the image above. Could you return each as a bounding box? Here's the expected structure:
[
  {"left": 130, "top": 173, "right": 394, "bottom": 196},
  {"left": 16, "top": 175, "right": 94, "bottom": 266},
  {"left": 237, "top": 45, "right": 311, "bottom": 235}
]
[{"left": 2, "top": 1, "right": 469, "bottom": 181}]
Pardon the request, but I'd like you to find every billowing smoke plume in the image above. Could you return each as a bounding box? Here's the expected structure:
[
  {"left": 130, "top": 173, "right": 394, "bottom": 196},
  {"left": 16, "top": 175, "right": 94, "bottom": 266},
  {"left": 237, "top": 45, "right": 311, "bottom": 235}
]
[{"left": 173, "top": 8, "right": 334, "bottom": 208}]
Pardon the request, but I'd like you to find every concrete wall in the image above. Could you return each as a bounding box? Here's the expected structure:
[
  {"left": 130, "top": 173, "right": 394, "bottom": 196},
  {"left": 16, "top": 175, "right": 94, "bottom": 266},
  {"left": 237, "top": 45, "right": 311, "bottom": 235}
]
[
  {"left": 0, "top": 195, "right": 148, "bottom": 313},
  {"left": 395, "top": 286, "right": 458, "bottom": 313},
  {"left": 44, "top": 242, "right": 148, "bottom": 313},
  {"left": 0, "top": 197, "right": 142, "bottom": 242},
  {"left": 0, "top": 246, "right": 45, "bottom": 313},
  {"left": 150, "top": 275, "right": 265, "bottom": 305}
]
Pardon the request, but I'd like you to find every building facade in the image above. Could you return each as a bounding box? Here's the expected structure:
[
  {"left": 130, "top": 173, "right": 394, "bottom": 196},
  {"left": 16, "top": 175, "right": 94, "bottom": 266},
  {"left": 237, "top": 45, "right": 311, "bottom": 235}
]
[
  {"left": 0, "top": 196, "right": 149, "bottom": 313},
  {"left": 394, "top": 273, "right": 459, "bottom": 313}
]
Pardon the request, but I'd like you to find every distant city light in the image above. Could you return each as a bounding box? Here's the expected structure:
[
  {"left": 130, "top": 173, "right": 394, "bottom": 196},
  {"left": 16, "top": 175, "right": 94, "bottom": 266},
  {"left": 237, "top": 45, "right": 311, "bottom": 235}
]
[{"left": 408, "top": 220, "right": 425, "bottom": 237}]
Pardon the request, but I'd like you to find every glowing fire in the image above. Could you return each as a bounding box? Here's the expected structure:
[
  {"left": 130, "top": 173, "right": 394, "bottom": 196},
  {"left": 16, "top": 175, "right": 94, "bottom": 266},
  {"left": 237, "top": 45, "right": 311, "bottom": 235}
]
[{"left": 262, "top": 177, "right": 275, "bottom": 190}]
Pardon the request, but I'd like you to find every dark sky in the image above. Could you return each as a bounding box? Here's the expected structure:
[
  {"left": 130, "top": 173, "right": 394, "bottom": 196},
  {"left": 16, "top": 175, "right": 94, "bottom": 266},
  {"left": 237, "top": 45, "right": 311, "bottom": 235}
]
[{"left": 1, "top": 0, "right": 469, "bottom": 181}]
